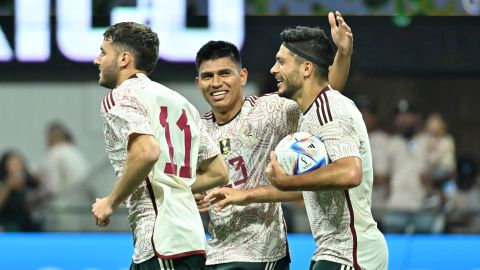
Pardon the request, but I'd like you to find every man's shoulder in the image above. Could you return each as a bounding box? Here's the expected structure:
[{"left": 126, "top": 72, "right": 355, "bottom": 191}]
[
  {"left": 322, "top": 89, "right": 358, "bottom": 116},
  {"left": 249, "top": 92, "right": 280, "bottom": 103},
  {"left": 201, "top": 111, "right": 215, "bottom": 124},
  {"left": 245, "top": 92, "right": 296, "bottom": 110},
  {"left": 323, "top": 88, "right": 351, "bottom": 104}
]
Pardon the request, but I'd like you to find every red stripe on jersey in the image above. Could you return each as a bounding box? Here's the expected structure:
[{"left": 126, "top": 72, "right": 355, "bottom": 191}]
[
  {"left": 202, "top": 111, "right": 213, "bottom": 119},
  {"left": 322, "top": 92, "right": 333, "bottom": 122},
  {"left": 345, "top": 190, "right": 361, "bottom": 270},
  {"left": 319, "top": 94, "right": 329, "bottom": 124},
  {"left": 155, "top": 249, "right": 206, "bottom": 260},
  {"left": 314, "top": 99, "right": 324, "bottom": 126},
  {"left": 102, "top": 97, "right": 108, "bottom": 112},
  {"left": 245, "top": 96, "right": 257, "bottom": 106},
  {"left": 105, "top": 94, "right": 112, "bottom": 110},
  {"left": 109, "top": 91, "right": 115, "bottom": 107}
]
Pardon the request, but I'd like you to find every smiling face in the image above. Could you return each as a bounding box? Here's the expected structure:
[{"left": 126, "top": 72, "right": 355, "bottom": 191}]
[
  {"left": 195, "top": 57, "right": 247, "bottom": 120},
  {"left": 93, "top": 39, "right": 121, "bottom": 89},
  {"left": 270, "top": 45, "right": 303, "bottom": 100}
]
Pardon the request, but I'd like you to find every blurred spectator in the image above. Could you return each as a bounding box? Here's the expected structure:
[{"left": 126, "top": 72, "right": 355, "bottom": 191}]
[
  {"left": 381, "top": 99, "right": 445, "bottom": 234},
  {"left": 37, "top": 122, "right": 92, "bottom": 231},
  {"left": 0, "top": 150, "right": 42, "bottom": 231},
  {"left": 445, "top": 156, "right": 480, "bottom": 233},
  {"left": 424, "top": 113, "right": 456, "bottom": 196},
  {"left": 355, "top": 95, "right": 391, "bottom": 229}
]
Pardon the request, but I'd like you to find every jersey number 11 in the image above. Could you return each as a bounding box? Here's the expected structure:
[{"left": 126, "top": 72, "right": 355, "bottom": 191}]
[{"left": 159, "top": 106, "right": 192, "bottom": 178}]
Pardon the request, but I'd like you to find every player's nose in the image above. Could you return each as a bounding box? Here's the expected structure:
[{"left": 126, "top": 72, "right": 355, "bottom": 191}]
[{"left": 211, "top": 74, "right": 223, "bottom": 87}]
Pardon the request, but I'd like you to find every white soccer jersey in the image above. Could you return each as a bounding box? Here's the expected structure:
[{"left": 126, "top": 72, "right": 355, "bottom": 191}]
[
  {"left": 202, "top": 93, "right": 301, "bottom": 264},
  {"left": 300, "top": 86, "right": 388, "bottom": 270},
  {"left": 100, "top": 73, "right": 219, "bottom": 263}
]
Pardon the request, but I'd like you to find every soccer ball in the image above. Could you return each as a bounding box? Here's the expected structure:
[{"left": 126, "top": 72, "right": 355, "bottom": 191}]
[{"left": 274, "top": 132, "right": 329, "bottom": 175}]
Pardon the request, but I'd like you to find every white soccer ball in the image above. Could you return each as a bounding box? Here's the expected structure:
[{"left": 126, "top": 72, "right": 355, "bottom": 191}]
[{"left": 274, "top": 132, "right": 329, "bottom": 175}]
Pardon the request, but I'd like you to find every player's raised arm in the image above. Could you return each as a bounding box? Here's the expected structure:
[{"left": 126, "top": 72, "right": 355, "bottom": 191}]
[{"left": 328, "top": 11, "right": 353, "bottom": 92}]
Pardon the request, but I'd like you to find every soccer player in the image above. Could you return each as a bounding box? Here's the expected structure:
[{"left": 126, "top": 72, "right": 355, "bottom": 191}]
[
  {"left": 265, "top": 26, "right": 388, "bottom": 269},
  {"left": 91, "top": 22, "right": 229, "bottom": 269},
  {"left": 195, "top": 12, "right": 353, "bottom": 270}
]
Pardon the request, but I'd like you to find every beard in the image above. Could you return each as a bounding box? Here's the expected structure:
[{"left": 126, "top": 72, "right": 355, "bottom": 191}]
[
  {"left": 99, "top": 62, "right": 120, "bottom": 89},
  {"left": 278, "top": 85, "right": 297, "bottom": 100},
  {"left": 277, "top": 71, "right": 301, "bottom": 100}
]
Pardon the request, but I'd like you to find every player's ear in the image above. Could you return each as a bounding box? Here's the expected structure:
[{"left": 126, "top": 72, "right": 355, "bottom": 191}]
[
  {"left": 194, "top": 77, "right": 200, "bottom": 89},
  {"left": 240, "top": 68, "right": 248, "bottom": 86},
  {"left": 119, "top": 51, "right": 131, "bottom": 67},
  {"left": 303, "top": 61, "right": 314, "bottom": 78}
]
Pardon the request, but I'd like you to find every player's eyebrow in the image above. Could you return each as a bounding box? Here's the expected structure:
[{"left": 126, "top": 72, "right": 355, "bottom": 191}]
[
  {"left": 217, "top": 68, "right": 233, "bottom": 74},
  {"left": 199, "top": 71, "right": 213, "bottom": 78},
  {"left": 199, "top": 68, "right": 233, "bottom": 78}
]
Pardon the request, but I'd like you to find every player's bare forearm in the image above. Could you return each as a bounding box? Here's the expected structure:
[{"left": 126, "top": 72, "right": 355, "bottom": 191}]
[
  {"left": 191, "top": 154, "right": 228, "bottom": 194},
  {"left": 274, "top": 156, "right": 362, "bottom": 191},
  {"left": 205, "top": 185, "right": 301, "bottom": 211},
  {"left": 329, "top": 52, "right": 351, "bottom": 92},
  {"left": 108, "top": 134, "right": 160, "bottom": 208},
  {"left": 267, "top": 151, "right": 361, "bottom": 191},
  {"left": 243, "top": 186, "right": 302, "bottom": 203}
]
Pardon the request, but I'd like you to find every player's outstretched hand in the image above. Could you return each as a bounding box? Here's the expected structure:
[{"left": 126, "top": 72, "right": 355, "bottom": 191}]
[
  {"left": 204, "top": 187, "right": 249, "bottom": 212},
  {"left": 266, "top": 151, "right": 290, "bottom": 191},
  {"left": 328, "top": 11, "right": 353, "bottom": 57},
  {"left": 194, "top": 193, "right": 210, "bottom": 213},
  {"left": 92, "top": 197, "right": 114, "bottom": 227}
]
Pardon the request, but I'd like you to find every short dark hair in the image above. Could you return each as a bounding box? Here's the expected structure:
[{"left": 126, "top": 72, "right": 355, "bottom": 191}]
[
  {"left": 103, "top": 22, "right": 159, "bottom": 75},
  {"left": 280, "top": 26, "right": 334, "bottom": 80},
  {"left": 195, "top": 41, "right": 242, "bottom": 71}
]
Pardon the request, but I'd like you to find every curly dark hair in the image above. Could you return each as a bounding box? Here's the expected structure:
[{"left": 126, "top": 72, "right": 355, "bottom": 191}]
[{"left": 103, "top": 22, "right": 159, "bottom": 75}]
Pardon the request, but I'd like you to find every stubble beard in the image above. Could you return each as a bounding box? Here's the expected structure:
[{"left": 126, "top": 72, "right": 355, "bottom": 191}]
[
  {"left": 278, "top": 84, "right": 297, "bottom": 100},
  {"left": 99, "top": 63, "right": 120, "bottom": 89}
]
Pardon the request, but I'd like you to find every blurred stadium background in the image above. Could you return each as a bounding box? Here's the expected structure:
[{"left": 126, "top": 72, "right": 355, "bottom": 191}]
[{"left": 1, "top": 0, "right": 480, "bottom": 269}]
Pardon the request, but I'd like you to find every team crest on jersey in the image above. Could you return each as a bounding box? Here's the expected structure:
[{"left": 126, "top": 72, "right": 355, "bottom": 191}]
[{"left": 219, "top": 138, "right": 231, "bottom": 155}]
